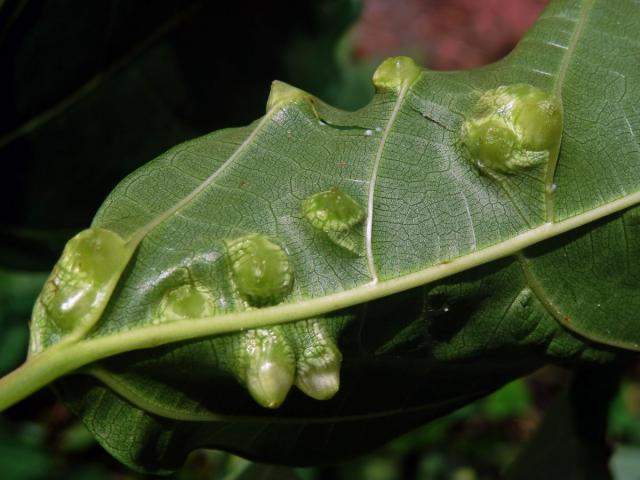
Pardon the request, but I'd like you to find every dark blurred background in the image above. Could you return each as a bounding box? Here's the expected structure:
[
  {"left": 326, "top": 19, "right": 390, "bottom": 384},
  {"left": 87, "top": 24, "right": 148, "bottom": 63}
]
[{"left": 1, "top": 1, "right": 639, "bottom": 478}]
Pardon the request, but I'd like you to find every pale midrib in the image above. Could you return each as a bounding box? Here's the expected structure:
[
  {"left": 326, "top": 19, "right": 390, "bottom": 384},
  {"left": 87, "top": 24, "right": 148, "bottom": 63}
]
[
  {"left": 365, "top": 84, "right": 410, "bottom": 283},
  {"left": 3, "top": 190, "right": 639, "bottom": 412},
  {"left": 58, "top": 191, "right": 640, "bottom": 362},
  {"left": 126, "top": 114, "right": 270, "bottom": 247},
  {"left": 545, "top": 0, "right": 594, "bottom": 221},
  {"left": 86, "top": 367, "right": 479, "bottom": 425}
]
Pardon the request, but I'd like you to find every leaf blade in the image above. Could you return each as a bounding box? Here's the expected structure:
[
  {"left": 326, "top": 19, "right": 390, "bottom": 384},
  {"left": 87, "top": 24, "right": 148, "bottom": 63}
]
[{"left": 10, "top": 0, "right": 640, "bottom": 473}]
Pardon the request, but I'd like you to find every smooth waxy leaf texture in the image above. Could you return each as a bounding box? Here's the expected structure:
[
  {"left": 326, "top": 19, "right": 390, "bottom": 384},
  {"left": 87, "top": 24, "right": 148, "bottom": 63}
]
[{"left": 2, "top": 0, "right": 640, "bottom": 473}]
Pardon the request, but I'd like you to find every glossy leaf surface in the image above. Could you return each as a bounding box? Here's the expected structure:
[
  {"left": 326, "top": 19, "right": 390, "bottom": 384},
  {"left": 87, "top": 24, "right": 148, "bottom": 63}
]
[{"left": 5, "top": 0, "right": 640, "bottom": 473}]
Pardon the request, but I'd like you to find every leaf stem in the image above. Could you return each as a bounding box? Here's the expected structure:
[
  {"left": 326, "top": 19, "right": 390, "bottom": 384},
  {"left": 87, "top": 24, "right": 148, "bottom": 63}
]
[
  {"left": 0, "top": 343, "right": 73, "bottom": 411},
  {"left": 0, "top": 189, "right": 639, "bottom": 411}
]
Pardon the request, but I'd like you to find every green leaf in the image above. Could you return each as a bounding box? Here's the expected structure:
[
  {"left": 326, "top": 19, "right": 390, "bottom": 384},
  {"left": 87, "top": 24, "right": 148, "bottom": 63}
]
[
  {"left": 0, "top": 438, "right": 52, "bottom": 480},
  {"left": 479, "top": 379, "right": 531, "bottom": 421},
  {"left": 1, "top": 0, "right": 639, "bottom": 474},
  {"left": 608, "top": 381, "right": 640, "bottom": 445}
]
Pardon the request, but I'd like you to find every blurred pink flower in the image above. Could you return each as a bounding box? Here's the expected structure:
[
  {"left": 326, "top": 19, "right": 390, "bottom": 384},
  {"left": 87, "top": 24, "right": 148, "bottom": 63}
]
[{"left": 354, "top": 0, "right": 550, "bottom": 70}]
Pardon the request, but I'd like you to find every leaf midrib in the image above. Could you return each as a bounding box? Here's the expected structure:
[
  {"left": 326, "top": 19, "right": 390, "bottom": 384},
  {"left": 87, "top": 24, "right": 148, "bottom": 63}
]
[
  {"left": 17, "top": 189, "right": 638, "bottom": 403},
  {"left": 101, "top": 190, "right": 640, "bottom": 342},
  {"left": 0, "top": 0, "right": 636, "bottom": 417}
]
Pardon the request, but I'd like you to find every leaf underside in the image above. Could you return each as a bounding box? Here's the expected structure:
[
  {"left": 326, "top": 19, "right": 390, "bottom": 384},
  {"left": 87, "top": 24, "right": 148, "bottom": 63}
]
[{"left": 26, "top": 0, "right": 640, "bottom": 473}]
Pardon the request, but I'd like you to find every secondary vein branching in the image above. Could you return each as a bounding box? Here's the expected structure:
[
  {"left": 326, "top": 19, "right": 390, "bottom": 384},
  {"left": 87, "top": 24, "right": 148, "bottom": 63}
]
[
  {"left": 125, "top": 113, "right": 271, "bottom": 248},
  {"left": 365, "top": 83, "right": 412, "bottom": 283},
  {"left": 545, "top": 0, "right": 594, "bottom": 222}
]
